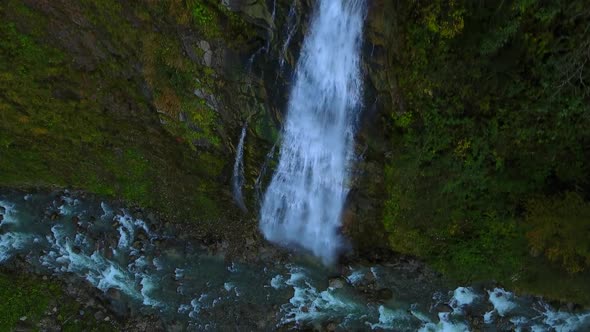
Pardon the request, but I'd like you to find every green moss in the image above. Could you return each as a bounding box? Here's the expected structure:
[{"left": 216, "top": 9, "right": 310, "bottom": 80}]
[
  {"left": 0, "top": 272, "right": 114, "bottom": 331},
  {"left": 0, "top": 273, "right": 54, "bottom": 330},
  {"left": 253, "top": 108, "right": 279, "bottom": 144},
  {"left": 0, "top": 1, "right": 235, "bottom": 224},
  {"left": 185, "top": 0, "right": 256, "bottom": 45},
  {"left": 191, "top": 2, "right": 216, "bottom": 27},
  {"left": 79, "top": 0, "right": 126, "bottom": 35},
  {"left": 101, "top": 149, "right": 153, "bottom": 205},
  {"left": 141, "top": 22, "right": 223, "bottom": 151}
]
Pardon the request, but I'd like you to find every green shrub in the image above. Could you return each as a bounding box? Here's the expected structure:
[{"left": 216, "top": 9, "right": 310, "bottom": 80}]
[{"left": 526, "top": 193, "right": 590, "bottom": 273}]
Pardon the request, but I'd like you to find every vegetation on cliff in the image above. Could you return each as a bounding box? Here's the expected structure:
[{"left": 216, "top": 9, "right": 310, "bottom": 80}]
[
  {"left": 0, "top": 0, "right": 262, "bottom": 224},
  {"left": 383, "top": 0, "right": 590, "bottom": 303},
  {"left": 0, "top": 272, "right": 115, "bottom": 331}
]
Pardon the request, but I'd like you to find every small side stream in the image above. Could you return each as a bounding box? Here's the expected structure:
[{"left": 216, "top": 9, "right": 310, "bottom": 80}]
[{"left": 0, "top": 191, "right": 588, "bottom": 331}]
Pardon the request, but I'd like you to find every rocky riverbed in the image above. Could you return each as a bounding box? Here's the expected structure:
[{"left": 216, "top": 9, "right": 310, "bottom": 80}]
[{"left": 1, "top": 189, "right": 589, "bottom": 331}]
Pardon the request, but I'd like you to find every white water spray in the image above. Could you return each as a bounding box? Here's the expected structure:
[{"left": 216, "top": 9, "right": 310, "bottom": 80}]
[{"left": 260, "top": 0, "right": 366, "bottom": 264}]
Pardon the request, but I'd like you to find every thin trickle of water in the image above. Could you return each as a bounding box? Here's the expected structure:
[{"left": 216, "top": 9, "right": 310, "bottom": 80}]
[
  {"left": 246, "top": 46, "right": 266, "bottom": 74},
  {"left": 278, "top": 1, "right": 299, "bottom": 72},
  {"left": 232, "top": 123, "right": 248, "bottom": 212},
  {"left": 255, "top": 139, "right": 279, "bottom": 201},
  {"left": 267, "top": 0, "right": 278, "bottom": 52},
  {"left": 271, "top": 0, "right": 277, "bottom": 22},
  {"left": 260, "top": 0, "right": 367, "bottom": 264}
]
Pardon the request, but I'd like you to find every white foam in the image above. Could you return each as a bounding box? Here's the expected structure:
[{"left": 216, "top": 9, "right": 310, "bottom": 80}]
[
  {"left": 100, "top": 202, "right": 113, "bottom": 220},
  {"left": 411, "top": 309, "right": 433, "bottom": 324},
  {"left": 129, "top": 255, "right": 149, "bottom": 271},
  {"left": 370, "top": 266, "right": 379, "bottom": 280},
  {"left": 153, "top": 257, "right": 164, "bottom": 271},
  {"left": 484, "top": 310, "right": 495, "bottom": 324},
  {"left": 114, "top": 212, "right": 153, "bottom": 249},
  {"left": 450, "top": 287, "right": 479, "bottom": 313},
  {"left": 175, "top": 268, "right": 185, "bottom": 280},
  {"left": 178, "top": 304, "right": 191, "bottom": 314},
  {"left": 419, "top": 313, "right": 469, "bottom": 332},
  {"left": 0, "top": 200, "right": 17, "bottom": 225},
  {"left": 57, "top": 196, "right": 78, "bottom": 216},
  {"left": 224, "top": 282, "right": 235, "bottom": 292},
  {"left": 134, "top": 219, "right": 151, "bottom": 236},
  {"left": 270, "top": 274, "right": 285, "bottom": 289},
  {"left": 286, "top": 271, "right": 306, "bottom": 285},
  {"left": 369, "top": 305, "right": 412, "bottom": 329},
  {"left": 212, "top": 296, "right": 222, "bottom": 307},
  {"left": 91, "top": 262, "right": 140, "bottom": 300},
  {"left": 510, "top": 316, "right": 529, "bottom": 329},
  {"left": 140, "top": 276, "right": 164, "bottom": 308},
  {"left": 488, "top": 288, "right": 517, "bottom": 317},
  {"left": 5, "top": 195, "right": 590, "bottom": 331},
  {"left": 541, "top": 304, "right": 590, "bottom": 332},
  {"left": 188, "top": 298, "right": 202, "bottom": 319},
  {"left": 0, "top": 232, "right": 34, "bottom": 262},
  {"left": 281, "top": 268, "right": 363, "bottom": 325},
  {"left": 41, "top": 225, "right": 143, "bottom": 301},
  {"left": 227, "top": 262, "right": 239, "bottom": 273},
  {"left": 346, "top": 269, "right": 365, "bottom": 285},
  {"left": 115, "top": 214, "right": 135, "bottom": 248}
]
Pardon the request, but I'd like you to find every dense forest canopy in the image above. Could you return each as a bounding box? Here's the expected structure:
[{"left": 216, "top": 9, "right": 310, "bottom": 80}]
[{"left": 384, "top": 0, "right": 590, "bottom": 299}]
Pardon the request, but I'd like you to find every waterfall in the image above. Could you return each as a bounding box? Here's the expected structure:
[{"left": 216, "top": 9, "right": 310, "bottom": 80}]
[
  {"left": 260, "top": 0, "right": 366, "bottom": 264},
  {"left": 232, "top": 123, "right": 248, "bottom": 211}
]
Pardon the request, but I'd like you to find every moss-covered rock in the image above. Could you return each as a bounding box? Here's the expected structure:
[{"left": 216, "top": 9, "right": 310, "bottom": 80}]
[{"left": 0, "top": 0, "right": 276, "bottom": 230}]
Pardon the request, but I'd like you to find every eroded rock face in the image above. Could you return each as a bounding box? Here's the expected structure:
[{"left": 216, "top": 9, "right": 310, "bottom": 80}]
[{"left": 332, "top": 1, "right": 403, "bottom": 254}]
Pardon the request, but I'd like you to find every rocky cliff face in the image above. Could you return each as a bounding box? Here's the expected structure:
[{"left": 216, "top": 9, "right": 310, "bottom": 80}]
[
  {"left": 0, "top": 0, "right": 397, "bottom": 252},
  {"left": 0, "top": 0, "right": 276, "bottom": 227},
  {"left": 339, "top": 0, "right": 403, "bottom": 254}
]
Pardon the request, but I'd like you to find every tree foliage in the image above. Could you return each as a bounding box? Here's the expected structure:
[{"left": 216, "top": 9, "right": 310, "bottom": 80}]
[
  {"left": 526, "top": 192, "right": 590, "bottom": 273},
  {"left": 384, "top": 0, "right": 590, "bottom": 283}
]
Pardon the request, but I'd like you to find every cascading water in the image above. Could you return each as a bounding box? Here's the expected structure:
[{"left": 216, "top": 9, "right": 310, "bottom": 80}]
[
  {"left": 260, "top": 0, "right": 366, "bottom": 264},
  {"left": 232, "top": 122, "right": 248, "bottom": 211}
]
